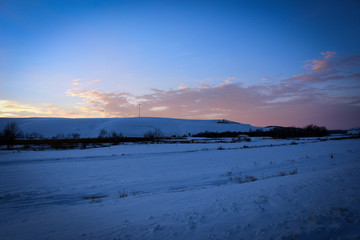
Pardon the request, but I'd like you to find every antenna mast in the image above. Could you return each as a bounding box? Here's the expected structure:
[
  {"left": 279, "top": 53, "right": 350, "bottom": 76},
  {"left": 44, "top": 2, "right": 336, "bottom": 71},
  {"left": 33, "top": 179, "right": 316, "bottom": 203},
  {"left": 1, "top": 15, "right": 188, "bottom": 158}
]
[{"left": 138, "top": 103, "right": 141, "bottom": 117}]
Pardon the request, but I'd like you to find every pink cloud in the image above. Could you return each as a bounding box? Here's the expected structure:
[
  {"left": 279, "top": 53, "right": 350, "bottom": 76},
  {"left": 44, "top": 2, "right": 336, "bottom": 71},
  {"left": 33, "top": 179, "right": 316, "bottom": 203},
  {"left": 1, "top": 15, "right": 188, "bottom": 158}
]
[
  {"left": 305, "top": 51, "right": 337, "bottom": 72},
  {"left": 288, "top": 52, "right": 360, "bottom": 84},
  {"left": 66, "top": 53, "right": 360, "bottom": 128},
  {"left": 2, "top": 52, "right": 360, "bottom": 129}
]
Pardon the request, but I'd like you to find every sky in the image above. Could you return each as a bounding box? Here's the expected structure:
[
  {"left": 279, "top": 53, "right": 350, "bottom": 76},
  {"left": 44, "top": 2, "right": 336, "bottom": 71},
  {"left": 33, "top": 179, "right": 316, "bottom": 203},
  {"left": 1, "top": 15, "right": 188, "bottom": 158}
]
[{"left": 0, "top": 0, "right": 360, "bottom": 129}]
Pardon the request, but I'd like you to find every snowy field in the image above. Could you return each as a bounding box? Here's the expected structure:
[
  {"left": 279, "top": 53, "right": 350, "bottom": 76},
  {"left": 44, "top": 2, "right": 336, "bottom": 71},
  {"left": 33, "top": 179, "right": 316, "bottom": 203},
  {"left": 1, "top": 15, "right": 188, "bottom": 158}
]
[{"left": 1, "top": 137, "right": 360, "bottom": 239}]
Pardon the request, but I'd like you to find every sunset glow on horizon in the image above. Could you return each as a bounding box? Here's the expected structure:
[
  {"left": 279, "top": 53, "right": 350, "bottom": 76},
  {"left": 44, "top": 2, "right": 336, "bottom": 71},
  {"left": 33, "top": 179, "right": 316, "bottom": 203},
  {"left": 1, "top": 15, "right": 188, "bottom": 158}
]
[{"left": 1, "top": 0, "right": 360, "bottom": 129}]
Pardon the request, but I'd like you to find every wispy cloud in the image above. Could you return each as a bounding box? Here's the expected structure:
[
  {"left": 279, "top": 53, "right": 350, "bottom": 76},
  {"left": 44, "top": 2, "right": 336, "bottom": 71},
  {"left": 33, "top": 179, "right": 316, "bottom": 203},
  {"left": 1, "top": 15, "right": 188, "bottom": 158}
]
[
  {"left": 87, "top": 79, "right": 101, "bottom": 84},
  {"left": 178, "top": 83, "right": 189, "bottom": 90},
  {"left": 0, "top": 100, "right": 87, "bottom": 118},
  {"left": 305, "top": 51, "right": 337, "bottom": 72},
  {"left": 0, "top": 100, "right": 44, "bottom": 116},
  {"left": 288, "top": 51, "right": 360, "bottom": 84},
  {"left": 65, "top": 87, "right": 135, "bottom": 117},
  {"left": 149, "top": 106, "right": 168, "bottom": 111},
  {"left": 71, "top": 78, "right": 81, "bottom": 86},
  {"left": 70, "top": 78, "right": 101, "bottom": 87}
]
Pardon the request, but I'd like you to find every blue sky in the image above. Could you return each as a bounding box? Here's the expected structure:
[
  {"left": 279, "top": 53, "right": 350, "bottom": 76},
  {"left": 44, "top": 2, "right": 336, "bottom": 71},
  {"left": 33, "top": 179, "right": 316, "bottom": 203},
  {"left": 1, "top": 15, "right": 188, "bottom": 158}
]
[{"left": 1, "top": 0, "right": 360, "bottom": 128}]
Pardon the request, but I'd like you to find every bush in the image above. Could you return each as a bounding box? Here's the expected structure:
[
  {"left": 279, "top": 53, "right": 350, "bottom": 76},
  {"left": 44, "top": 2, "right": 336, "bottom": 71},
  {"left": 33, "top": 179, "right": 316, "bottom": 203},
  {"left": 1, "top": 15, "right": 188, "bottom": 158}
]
[
  {"left": 289, "top": 168, "right": 298, "bottom": 175},
  {"left": 232, "top": 175, "right": 258, "bottom": 183},
  {"left": 245, "top": 175, "right": 257, "bottom": 182},
  {"left": 118, "top": 190, "right": 128, "bottom": 198}
]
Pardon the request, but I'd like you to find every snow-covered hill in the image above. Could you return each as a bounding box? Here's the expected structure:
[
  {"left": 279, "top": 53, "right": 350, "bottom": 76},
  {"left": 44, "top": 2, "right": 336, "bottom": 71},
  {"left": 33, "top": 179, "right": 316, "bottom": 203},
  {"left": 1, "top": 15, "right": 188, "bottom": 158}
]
[{"left": 0, "top": 117, "right": 264, "bottom": 138}]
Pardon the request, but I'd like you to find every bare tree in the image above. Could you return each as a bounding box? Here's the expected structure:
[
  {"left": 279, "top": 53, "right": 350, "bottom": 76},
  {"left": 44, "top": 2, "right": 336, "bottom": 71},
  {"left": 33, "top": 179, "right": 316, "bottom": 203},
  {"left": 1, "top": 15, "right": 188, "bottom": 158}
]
[
  {"left": 1, "top": 122, "right": 23, "bottom": 148},
  {"left": 2, "top": 122, "right": 23, "bottom": 140},
  {"left": 98, "top": 129, "right": 108, "bottom": 138}
]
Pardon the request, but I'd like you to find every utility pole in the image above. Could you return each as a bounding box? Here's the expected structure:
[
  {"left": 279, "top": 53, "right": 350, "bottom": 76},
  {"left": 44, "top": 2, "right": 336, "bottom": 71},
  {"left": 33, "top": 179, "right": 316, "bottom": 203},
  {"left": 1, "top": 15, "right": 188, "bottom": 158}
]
[{"left": 138, "top": 103, "right": 141, "bottom": 117}]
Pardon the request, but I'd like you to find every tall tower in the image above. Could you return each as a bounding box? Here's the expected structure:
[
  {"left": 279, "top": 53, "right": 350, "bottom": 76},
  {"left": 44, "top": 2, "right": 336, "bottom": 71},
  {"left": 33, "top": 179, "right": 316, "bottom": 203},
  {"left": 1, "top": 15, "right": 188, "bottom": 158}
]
[{"left": 138, "top": 103, "right": 141, "bottom": 117}]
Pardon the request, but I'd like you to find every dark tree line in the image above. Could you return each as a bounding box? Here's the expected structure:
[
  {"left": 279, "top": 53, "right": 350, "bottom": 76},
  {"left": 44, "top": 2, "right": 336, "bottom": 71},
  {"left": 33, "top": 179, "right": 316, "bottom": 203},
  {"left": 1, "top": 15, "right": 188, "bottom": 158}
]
[
  {"left": 194, "top": 124, "right": 329, "bottom": 139},
  {"left": 0, "top": 122, "right": 332, "bottom": 150},
  {"left": 269, "top": 125, "right": 329, "bottom": 138}
]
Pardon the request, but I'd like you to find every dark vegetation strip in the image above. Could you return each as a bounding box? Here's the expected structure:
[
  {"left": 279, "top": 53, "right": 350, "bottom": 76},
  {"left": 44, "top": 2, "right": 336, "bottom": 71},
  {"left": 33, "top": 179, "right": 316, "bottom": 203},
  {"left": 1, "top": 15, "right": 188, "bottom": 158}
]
[
  {"left": 0, "top": 121, "right": 358, "bottom": 150},
  {"left": 0, "top": 137, "right": 191, "bottom": 150},
  {"left": 194, "top": 124, "right": 333, "bottom": 138}
]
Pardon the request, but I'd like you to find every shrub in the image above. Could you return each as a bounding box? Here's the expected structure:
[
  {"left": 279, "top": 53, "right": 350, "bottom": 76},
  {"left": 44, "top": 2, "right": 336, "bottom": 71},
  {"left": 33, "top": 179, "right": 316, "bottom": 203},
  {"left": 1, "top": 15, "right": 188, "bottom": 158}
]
[
  {"left": 83, "top": 195, "right": 108, "bottom": 200},
  {"left": 83, "top": 195, "right": 108, "bottom": 203},
  {"left": 118, "top": 190, "right": 128, "bottom": 198},
  {"left": 235, "top": 177, "right": 243, "bottom": 183},
  {"left": 289, "top": 168, "right": 298, "bottom": 175},
  {"left": 245, "top": 175, "right": 257, "bottom": 182}
]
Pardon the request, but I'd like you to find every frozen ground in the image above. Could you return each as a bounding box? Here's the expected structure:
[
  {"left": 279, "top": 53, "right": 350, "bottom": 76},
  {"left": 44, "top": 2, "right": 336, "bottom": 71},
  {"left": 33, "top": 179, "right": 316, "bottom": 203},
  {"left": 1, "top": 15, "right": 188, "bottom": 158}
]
[{"left": 1, "top": 137, "right": 360, "bottom": 239}]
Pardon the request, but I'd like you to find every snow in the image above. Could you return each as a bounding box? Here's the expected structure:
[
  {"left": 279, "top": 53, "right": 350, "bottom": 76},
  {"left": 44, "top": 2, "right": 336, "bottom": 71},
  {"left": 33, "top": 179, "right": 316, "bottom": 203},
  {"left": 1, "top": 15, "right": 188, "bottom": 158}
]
[
  {"left": 0, "top": 117, "right": 264, "bottom": 138},
  {"left": 348, "top": 128, "right": 360, "bottom": 135},
  {"left": 1, "top": 137, "right": 360, "bottom": 239}
]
